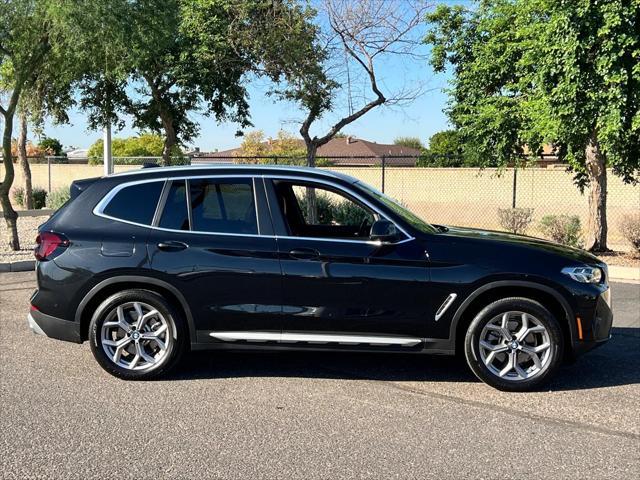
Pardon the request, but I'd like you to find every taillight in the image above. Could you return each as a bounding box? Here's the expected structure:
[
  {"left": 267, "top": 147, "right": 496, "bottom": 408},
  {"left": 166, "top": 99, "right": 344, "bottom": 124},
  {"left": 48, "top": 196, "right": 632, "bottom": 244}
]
[{"left": 34, "top": 232, "right": 69, "bottom": 261}]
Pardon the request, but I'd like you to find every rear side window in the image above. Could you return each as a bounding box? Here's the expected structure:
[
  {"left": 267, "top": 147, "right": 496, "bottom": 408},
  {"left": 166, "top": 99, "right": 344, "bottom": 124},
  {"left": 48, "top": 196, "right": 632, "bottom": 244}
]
[
  {"left": 189, "top": 179, "right": 257, "bottom": 234},
  {"left": 102, "top": 181, "right": 163, "bottom": 225},
  {"left": 159, "top": 180, "right": 189, "bottom": 230}
]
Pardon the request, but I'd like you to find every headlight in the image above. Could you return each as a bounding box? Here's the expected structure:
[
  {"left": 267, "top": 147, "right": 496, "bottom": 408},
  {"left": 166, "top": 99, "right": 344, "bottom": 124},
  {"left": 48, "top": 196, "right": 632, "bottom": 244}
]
[{"left": 561, "top": 266, "right": 603, "bottom": 283}]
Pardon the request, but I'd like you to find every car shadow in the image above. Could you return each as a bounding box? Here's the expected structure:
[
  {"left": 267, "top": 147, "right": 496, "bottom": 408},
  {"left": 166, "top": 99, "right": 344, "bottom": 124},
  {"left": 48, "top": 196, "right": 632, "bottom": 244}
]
[{"left": 166, "top": 327, "right": 640, "bottom": 391}]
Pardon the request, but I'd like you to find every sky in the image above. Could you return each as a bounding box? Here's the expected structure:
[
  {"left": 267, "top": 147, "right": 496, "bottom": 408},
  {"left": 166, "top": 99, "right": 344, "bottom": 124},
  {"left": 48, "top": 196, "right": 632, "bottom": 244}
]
[{"left": 38, "top": 6, "right": 454, "bottom": 153}]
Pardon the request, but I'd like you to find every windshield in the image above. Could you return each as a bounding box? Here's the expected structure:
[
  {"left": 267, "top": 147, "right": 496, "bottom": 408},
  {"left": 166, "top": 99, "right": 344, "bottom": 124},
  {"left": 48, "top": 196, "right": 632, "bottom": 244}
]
[{"left": 355, "top": 181, "right": 438, "bottom": 234}]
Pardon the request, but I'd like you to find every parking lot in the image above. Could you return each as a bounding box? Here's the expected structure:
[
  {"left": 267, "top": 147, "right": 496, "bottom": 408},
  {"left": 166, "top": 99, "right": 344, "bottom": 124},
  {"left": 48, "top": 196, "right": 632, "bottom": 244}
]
[{"left": 1, "top": 270, "right": 638, "bottom": 479}]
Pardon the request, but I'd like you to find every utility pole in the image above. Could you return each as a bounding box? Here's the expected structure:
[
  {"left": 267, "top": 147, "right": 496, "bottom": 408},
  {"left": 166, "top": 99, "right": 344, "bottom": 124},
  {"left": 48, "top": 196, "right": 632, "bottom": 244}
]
[{"left": 103, "top": 124, "right": 113, "bottom": 175}]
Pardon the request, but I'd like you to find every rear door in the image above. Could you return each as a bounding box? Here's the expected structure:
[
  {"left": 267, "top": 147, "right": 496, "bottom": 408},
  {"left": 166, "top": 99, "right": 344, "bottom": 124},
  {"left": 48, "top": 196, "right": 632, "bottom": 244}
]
[{"left": 147, "top": 176, "right": 282, "bottom": 344}]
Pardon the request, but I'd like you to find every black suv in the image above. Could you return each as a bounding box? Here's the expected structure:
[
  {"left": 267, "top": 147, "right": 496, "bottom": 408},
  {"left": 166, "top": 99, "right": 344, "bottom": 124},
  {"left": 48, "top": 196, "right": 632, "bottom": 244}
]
[{"left": 28, "top": 165, "right": 612, "bottom": 390}]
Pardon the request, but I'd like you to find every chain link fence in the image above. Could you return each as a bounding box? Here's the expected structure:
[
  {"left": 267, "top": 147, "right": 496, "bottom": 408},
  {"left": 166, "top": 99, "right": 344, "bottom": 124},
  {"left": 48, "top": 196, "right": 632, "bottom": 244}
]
[{"left": 3, "top": 154, "right": 639, "bottom": 249}]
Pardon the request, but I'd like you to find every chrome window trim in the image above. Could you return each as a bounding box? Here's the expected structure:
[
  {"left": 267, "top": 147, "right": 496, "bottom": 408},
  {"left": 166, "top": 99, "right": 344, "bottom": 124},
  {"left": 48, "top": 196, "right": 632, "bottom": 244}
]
[{"left": 92, "top": 173, "right": 415, "bottom": 245}]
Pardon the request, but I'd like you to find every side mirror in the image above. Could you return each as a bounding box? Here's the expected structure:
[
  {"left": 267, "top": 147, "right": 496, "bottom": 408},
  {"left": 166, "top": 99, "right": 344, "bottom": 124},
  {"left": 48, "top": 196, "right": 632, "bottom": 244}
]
[{"left": 369, "top": 219, "right": 398, "bottom": 243}]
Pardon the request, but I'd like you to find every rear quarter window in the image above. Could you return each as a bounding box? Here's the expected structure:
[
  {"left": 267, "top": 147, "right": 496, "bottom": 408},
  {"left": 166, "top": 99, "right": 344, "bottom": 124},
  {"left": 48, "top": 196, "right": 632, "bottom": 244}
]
[{"left": 101, "top": 181, "right": 164, "bottom": 225}]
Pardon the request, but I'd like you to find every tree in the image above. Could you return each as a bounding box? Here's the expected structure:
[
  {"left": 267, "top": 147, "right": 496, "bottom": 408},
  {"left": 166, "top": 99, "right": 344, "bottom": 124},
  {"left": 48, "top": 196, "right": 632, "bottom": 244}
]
[
  {"left": 425, "top": 0, "right": 639, "bottom": 251},
  {"left": 274, "top": 0, "right": 429, "bottom": 220},
  {"left": 87, "top": 133, "right": 182, "bottom": 163},
  {"left": 0, "top": 0, "right": 76, "bottom": 249},
  {"left": 417, "top": 129, "right": 467, "bottom": 167},
  {"left": 394, "top": 137, "right": 424, "bottom": 150},
  {"left": 38, "top": 137, "right": 64, "bottom": 156},
  {"left": 281, "top": 0, "right": 429, "bottom": 170},
  {"left": 237, "top": 130, "right": 268, "bottom": 158},
  {"left": 237, "top": 130, "right": 306, "bottom": 162}
]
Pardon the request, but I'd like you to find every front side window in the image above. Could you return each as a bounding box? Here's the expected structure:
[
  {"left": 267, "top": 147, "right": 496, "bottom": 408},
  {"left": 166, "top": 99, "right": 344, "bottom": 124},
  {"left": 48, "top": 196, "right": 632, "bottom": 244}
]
[
  {"left": 274, "top": 180, "right": 376, "bottom": 239},
  {"left": 102, "top": 181, "right": 164, "bottom": 225},
  {"left": 189, "top": 179, "right": 258, "bottom": 234}
]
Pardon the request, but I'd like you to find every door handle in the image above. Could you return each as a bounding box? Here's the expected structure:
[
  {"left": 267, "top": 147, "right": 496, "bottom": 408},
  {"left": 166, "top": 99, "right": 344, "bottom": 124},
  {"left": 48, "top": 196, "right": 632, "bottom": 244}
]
[
  {"left": 289, "top": 248, "right": 320, "bottom": 260},
  {"left": 157, "top": 241, "right": 188, "bottom": 252}
]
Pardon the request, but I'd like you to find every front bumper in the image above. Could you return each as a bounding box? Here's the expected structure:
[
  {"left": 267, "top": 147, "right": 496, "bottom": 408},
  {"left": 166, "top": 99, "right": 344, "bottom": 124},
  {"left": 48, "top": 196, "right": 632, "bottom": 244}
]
[
  {"left": 571, "top": 285, "right": 613, "bottom": 356},
  {"left": 27, "top": 309, "right": 82, "bottom": 343}
]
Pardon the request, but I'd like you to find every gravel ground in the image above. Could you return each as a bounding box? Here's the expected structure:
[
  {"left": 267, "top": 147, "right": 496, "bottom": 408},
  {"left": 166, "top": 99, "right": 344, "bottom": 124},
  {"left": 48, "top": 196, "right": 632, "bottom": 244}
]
[
  {"left": 0, "top": 215, "right": 47, "bottom": 263},
  {"left": 1, "top": 214, "right": 639, "bottom": 267}
]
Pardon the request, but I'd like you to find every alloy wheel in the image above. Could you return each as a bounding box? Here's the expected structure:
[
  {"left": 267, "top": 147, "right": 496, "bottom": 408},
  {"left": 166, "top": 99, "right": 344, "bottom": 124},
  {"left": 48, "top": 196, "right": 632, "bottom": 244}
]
[
  {"left": 478, "top": 311, "right": 552, "bottom": 382},
  {"left": 100, "top": 301, "right": 172, "bottom": 371}
]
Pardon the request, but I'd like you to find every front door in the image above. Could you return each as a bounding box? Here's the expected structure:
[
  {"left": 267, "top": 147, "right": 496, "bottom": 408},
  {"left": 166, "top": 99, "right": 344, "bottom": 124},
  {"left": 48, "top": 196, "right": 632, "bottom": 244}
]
[
  {"left": 264, "top": 178, "right": 429, "bottom": 342},
  {"left": 147, "top": 177, "right": 282, "bottom": 343}
]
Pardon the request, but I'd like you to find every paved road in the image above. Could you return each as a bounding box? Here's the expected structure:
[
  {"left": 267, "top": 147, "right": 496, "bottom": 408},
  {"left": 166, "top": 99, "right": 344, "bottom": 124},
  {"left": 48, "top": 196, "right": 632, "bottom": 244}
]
[{"left": 1, "top": 271, "right": 638, "bottom": 479}]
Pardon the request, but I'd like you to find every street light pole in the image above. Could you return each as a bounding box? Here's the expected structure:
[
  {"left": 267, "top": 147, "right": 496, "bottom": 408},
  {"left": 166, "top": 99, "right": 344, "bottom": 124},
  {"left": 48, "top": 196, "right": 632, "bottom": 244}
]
[{"left": 103, "top": 124, "right": 113, "bottom": 175}]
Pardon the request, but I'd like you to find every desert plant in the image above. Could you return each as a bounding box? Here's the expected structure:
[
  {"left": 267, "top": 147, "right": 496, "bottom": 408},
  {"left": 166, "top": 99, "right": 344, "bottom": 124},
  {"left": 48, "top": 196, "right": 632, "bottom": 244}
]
[
  {"left": 497, "top": 208, "right": 534, "bottom": 235},
  {"left": 618, "top": 213, "right": 640, "bottom": 254},
  {"left": 32, "top": 188, "right": 48, "bottom": 209},
  {"left": 11, "top": 186, "right": 47, "bottom": 209},
  {"left": 539, "top": 215, "right": 583, "bottom": 248},
  {"left": 46, "top": 187, "right": 71, "bottom": 210}
]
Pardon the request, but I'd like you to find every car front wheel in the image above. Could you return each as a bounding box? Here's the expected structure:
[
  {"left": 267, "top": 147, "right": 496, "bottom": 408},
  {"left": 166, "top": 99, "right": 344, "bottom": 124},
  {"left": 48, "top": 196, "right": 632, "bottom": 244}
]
[
  {"left": 464, "top": 297, "right": 564, "bottom": 391},
  {"left": 89, "top": 289, "right": 185, "bottom": 379}
]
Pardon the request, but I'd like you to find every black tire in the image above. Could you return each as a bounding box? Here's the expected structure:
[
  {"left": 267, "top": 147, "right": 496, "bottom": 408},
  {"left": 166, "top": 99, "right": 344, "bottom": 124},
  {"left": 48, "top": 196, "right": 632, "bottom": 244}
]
[
  {"left": 464, "top": 297, "right": 563, "bottom": 392},
  {"left": 89, "top": 289, "right": 186, "bottom": 380}
]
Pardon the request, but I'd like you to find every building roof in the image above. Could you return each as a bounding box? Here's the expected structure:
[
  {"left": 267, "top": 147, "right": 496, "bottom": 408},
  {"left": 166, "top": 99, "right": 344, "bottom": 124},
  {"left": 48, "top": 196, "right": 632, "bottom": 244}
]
[{"left": 195, "top": 136, "right": 421, "bottom": 166}]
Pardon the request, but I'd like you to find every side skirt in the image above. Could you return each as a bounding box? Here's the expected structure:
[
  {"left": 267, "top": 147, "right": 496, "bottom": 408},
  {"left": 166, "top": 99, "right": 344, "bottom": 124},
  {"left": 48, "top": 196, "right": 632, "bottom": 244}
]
[{"left": 193, "top": 331, "right": 455, "bottom": 355}]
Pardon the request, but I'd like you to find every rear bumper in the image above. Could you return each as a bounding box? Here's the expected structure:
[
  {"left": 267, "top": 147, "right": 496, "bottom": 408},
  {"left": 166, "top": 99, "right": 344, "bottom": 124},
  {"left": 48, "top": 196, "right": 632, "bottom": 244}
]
[{"left": 27, "top": 309, "right": 82, "bottom": 343}]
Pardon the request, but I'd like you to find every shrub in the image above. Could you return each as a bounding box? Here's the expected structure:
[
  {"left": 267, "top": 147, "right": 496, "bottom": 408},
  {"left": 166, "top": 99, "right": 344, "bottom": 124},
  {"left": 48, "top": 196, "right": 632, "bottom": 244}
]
[
  {"left": 46, "top": 187, "right": 71, "bottom": 210},
  {"left": 11, "top": 186, "right": 47, "bottom": 209},
  {"left": 11, "top": 187, "right": 25, "bottom": 207},
  {"left": 618, "top": 213, "right": 640, "bottom": 254},
  {"left": 497, "top": 208, "right": 534, "bottom": 235},
  {"left": 539, "top": 215, "right": 583, "bottom": 247},
  {"left": 32, "top": 188, "right": 47, "bottom": 209},
  {"left": 296, "top": 190, "right": 370, "bottom": 226}
]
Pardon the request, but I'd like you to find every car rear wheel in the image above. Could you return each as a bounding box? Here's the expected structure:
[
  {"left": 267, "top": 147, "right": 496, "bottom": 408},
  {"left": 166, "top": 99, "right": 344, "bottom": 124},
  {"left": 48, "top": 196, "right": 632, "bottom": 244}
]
[
  {"left": 89, "top": 289, "right": 186, "bottom": 379},
  {"left": 464, "top": 297, "right": 563, "bottom": 391}
]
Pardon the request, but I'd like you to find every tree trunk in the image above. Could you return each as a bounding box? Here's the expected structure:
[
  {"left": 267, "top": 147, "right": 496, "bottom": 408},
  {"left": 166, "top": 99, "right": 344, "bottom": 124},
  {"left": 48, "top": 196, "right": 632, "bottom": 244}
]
[
  {"left": 17, "top": 113, "right": 34, "bottom": 210},
  {"left": 584, "top": 133, "right": 608, "bottom": 252},
  {"left": 160, "top": 111, "right": 177, "bottom": 167},
  {"left": 1, "top": 112, "right": 20, "bottom": 251},
  {"left": 305, "top": 142, "right": 318, "bottom": 223}
]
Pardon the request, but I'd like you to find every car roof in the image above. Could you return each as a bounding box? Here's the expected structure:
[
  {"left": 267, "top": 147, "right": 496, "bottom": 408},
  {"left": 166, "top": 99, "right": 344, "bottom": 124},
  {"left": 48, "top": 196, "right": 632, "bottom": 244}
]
[{"left": 107, "top": 164, "right": 360, "bottom": 184}]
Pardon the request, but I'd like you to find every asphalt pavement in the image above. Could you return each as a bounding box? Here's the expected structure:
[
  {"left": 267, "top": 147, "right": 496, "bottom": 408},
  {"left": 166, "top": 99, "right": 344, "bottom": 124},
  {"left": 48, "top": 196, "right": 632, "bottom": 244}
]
[{"left": 1, "top": 271, "right": 638, "bottom": 479}]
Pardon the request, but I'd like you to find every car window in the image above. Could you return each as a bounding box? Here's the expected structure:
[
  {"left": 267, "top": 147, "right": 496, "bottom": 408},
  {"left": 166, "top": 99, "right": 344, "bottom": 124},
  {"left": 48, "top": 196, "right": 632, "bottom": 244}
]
[
  {"left": 159, "top": 180, "right": 189, "bottom": 230},
  {"left": 102, "top": 181, "right": 164, "bottom": 225},
  {"left": 274, "top": 181, "right": 375, "bottom": 239},
  {"left": 189, "top": 179, "right": 258, "bottom": 234}
]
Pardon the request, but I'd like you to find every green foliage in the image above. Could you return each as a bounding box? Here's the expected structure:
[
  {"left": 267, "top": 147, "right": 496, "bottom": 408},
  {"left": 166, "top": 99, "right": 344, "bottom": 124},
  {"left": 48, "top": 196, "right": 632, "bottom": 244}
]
[
  {"left": 46, "top": 187, "right": 71, "bottom": 210},
  {"left": 297, "top": 191, "right": 371, "bottom": 226},
  {"left": 539, "top": 215, "right": 583, "bottom": 248},
  {"left": 618, "top": 213, "right": 640, "bottom": 254},
  {"left": 394, "top": 137, "right": 424, "bottom": 150},
  {"left": 11, "top": 186, "right": 47, "bottom": 209},
  {"left": 497, "top": 208, "right": 534, "bottom": 235},
  {"left": 427, "top": 130, "right": 462, "bottom": 157},
  {"left": 87, "top": 134, "right": 183, "bottom": 164},
  {"left": 38, "top": 137, "right": 64, "bottom": 156},
  {"left": 424, "top": 0, "right": 640, "bottom": 179}
]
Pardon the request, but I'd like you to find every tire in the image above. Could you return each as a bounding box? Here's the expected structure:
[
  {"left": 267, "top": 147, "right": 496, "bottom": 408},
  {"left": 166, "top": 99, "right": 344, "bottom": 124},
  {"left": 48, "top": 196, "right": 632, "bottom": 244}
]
[
  {"left": 464, "top": 297, "right": 563, "bottom": 392},
  {"left": 89, "top": 289, "right": 186, "bottom": 380}
]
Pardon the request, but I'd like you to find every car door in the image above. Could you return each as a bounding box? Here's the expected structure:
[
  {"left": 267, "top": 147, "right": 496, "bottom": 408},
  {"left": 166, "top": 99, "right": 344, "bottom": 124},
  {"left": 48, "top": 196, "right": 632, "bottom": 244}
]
[
  {"left": 147, "top": 176, "right": 282, "bottom": 343},
  {"left": 264, "top": 176, "right": 430, "bottom": 342}
]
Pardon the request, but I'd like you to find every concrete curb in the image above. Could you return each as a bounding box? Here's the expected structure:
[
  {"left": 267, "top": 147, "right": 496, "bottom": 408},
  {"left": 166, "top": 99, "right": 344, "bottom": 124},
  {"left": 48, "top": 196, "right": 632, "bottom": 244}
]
[
  {"left": 0, "top": 209, "right": 54, "bottom": 217},
  {"left": 0, "top": 260, "right": 35, "bottom": 272},
  {"left": 608, "top": 265, "right": 640, "bottom": 283}
]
